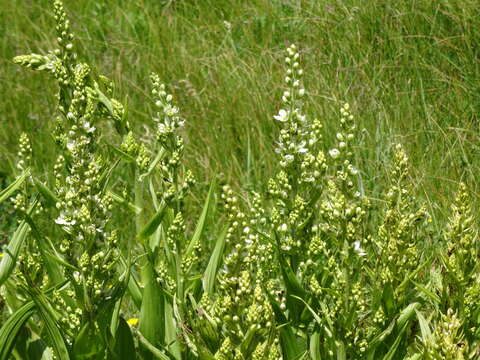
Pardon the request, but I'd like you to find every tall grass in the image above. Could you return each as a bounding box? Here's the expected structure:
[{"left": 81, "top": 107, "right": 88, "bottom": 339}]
[{"left": 0, "top": 1, "right": 479, "bottom": 359}]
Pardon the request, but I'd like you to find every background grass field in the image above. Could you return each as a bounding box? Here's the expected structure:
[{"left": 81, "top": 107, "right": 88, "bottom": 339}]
[{"left": 1, "top": 0, "right": 480, "bottom": 225}]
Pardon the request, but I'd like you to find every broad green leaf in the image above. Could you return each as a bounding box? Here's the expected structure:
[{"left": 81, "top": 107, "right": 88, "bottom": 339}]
[
  {"left": 27, "top": 339, "right": 55, "bottom": 360},
  {"left": 139, "top": 147, "right": 167, "bottom": 181},
  {"left": 382, "top": 321, "right": 409, "bottom": 360},
  {"left": 411, "top": 280, "right": 441, "bottom": 304},
  {"left": 278, "top": 252, "right": 307, "bottom": 323},
  {"left": 72, "top": 322, "right": 105, "bottom": 359},
  {"left": 33, "top": 178, "right": 58, "bottom": 207},
  {"left": 164, "top": 299, "right": 181, "bottom": 360},
  {"left": 0, "top": 301, "right": 35, "bottom": 360},
  {"left": 0, "top": 168, "right": 29, "bottom": 204},
  {"left": 24, "top": 215, "right": 64, "bottom": 285},
  {"left": 111, "top": 317, "right": 136, "bottom": 360},
  {"left": 136, "top": 330, "right": 171, "bottom": 360},
  {"left": 128, "top": 275, "right": 143, "bottom": 309},
  {"left": 109, "top": 145, "right": 136, "bottom": 163},
  {"left": 109, "top": 191, "right": 142, "bottom": 214},
  {"left": 309, "top": 332, "right": 321, "bottom": 360},
  {"left": 336, "top": 341, "right": 346, "bottom": 360},
  {"left": 185, "top": 179, "right": 216, "bottom": 259},
  {"left": 139, "top": 262, "right": 165, "bottom": 357},
  {"left": 381, "top": 283, "right": 395, "bottom": 316},
  {"left": 202, "top": 224, "right": 229, "bottom": 296},
  {"left": 415, "top": 309, "right": 432, "bottom": 343},
  {"left": 369, "top": 319, "right": 396, "bottom": 348},
  {"left": 397, "top": 302, "right": 420, "bottom": 329},
  {"left": 31, "top": 293, "right": 70, "bottom": 360},
  {"left": 0, "top": 220, "right": 30, "bottom": 286},
  {"left": 138, "top": 202, "right": 168, "bottom": 241},
  {"left": 270, "top": 298, "right": 303, "bottom": 360}
]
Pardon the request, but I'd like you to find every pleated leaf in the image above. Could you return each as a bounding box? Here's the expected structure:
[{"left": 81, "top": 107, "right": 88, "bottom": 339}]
[
  {"left": 0, "top": 168, "right": 29, "bottom": 204},
  {"left": 0, "top": 301, "right": 35, "bottom": 360}
]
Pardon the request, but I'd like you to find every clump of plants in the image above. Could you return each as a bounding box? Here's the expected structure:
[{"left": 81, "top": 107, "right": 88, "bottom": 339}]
[{"left": 0, "top": 1, "right": 479, "bottom": 359}]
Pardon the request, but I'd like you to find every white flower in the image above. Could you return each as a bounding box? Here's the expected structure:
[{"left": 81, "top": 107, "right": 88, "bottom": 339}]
[
  {"left": 274, "top": 109, "right": 288, "bottom": 122},
  {"left": 329, "top": 148, "right": 340, "bottom": 159},
  {"left": 83, "top": 121, "right": 95, "bottom": 133},
  {"left": 284, "top": 154, "right": 294, "bottom": 162},
  {"left": 353, "top": 240, "right": 367, "bottom": 256},
  {"left": 55, "top": 215, "right": 76, "bottom": 226},
  {"left": 298, "top": 88, "right": 305, "bottom": 96}
]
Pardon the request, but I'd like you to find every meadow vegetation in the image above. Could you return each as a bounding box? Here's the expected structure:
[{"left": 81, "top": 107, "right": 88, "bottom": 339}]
[{"left": 0, "top": 1, "right": 479, "bottom": 359}]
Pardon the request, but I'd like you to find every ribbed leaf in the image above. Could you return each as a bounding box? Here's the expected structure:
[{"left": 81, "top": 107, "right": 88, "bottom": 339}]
[
  {"left": 0, "top": 301, "right": 35, "bottom": 360},
  {"left": 31, "top": 293, "right": 70, "bottom": 360},
  {"left": 111, "top": 317, "right": 136, "bottom": 360},
  {"left": 33, "top": 178, "right": 58, "bottom": 207},
  {"left": 415, "top": 309, "right": 432, "bottom": 343},
  {"left": 309, "top": 332, "right": 321, "bottom": 360},
  {"left": 185, "top": 179, "right": 216, "bottom": 259},
  {"left": 0, "top": 168, "right": 29, "bottom": 204},
  {"left": 139, "top": 262, "right": 164, "bottom": 358},
  {"left": 202, "top": 224, "right": 229, "bottom": 296},
  {"left": 138, "top": 202, "right": 167, "bottom": 241},
  {"left": 72, "top": 322, "right": 105, "bottom": 359},
  {"left": 0, "top": 220, "right": 30, "bottom": 286},
  {"left": 164, "top": 299, "right": 181, "bottom": 360}
]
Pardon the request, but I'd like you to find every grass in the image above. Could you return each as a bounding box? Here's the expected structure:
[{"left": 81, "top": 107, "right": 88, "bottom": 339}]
[
  {"left": 2, "top": 1, "right": 480, "bottom": 198},
  {"left": 1, "top": 0, "right": 480, "bottom": 359}
]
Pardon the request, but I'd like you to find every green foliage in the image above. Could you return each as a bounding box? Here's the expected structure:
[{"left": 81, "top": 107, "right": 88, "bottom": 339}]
[{"left": 1, "top": 1, "right": 480, "bottom": 359}]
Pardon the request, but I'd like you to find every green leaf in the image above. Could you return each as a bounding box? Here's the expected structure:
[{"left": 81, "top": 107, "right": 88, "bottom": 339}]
[
  {"left": 0, "top": 301, "right": 35, "bottom": 360},
  {"left": 33, "top": 178, "right": 58, "bottom": 207},
  {"left": 138, "top": 202, "right": 168, "bottom": 241},
  {"left": 136, "top": 330, "right": 171, "bottom": 360},
  {"left": 109, "top": 145, "right": 136, "bottom": 163},
  {"left": 415, "top": 309, "right": 432, "bottom": 343},
  {"left": 31, "top": 293, "right": 70, "bottom": 360},
  {"left": 185, "top": 179, "right": 216, "bottom": 259},
  {"left": 0, "top": 168, "right": 30, "bottom": 204},
  {"left": 270, "top": 297, "right": 303, "bottom": 360},
  {"left": 382, "top": 282, "right": 395, "bottom": 316},
  {"left": 309, "top": 331, "right": 321, "bottom": 360},
  {"left": 164, "top": 299, "right": 181, "bottom": 360},
  {"left": 278, "top": 252, "right": 307, "bottom": 323},
  {"left": 336, "top": 341, "right": 346, "bottom": 360},
  {"left": 397, "top": 302, "right": 420, "bottom": 329},
  {"left": 0, "top": 220, "right": 30, "bottom": 286},
  {"left": 202, "top": 224, "right": 229, "bottom": 296},
  {"left": 72, "top": 322, "right": 105, "bottom": 359},
  {"left": 139, "top": 147, "right": 167, "bottom": 181},
  {"left": 27, "top": 339, "right": 55, "bottom": 360},
  {"left": 111, "top": 318, "right": 136, "bottom": 360},
  {"left": 382, "top": 321, "right": 409, "bottom": 360},
  {"left": 109, "top": 191, "right": 142, "bottom": 214},
  {"left": 411, "top": 280, "right": 441, "bottom": 304},
  {"left": 23, "top": 215, "right": 64, "bottom": 285},
  {"left": 139, "top": 262, "right": 165, "bottom": 357}
]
